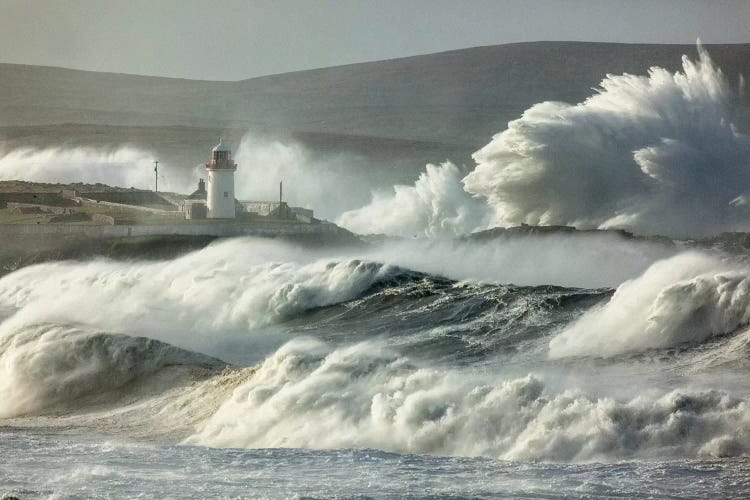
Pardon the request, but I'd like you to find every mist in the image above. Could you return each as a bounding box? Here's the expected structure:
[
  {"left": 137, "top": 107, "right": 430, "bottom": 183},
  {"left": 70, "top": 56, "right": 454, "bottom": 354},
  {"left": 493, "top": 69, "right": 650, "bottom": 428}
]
[
  {"left": 0, "top": 146, "right": 198, "bottom": 193},
  {"left": 232, "top": 134, "right": 379, "bottom": 220},
  {"left": 360, "top": 233, "right": 675, "bottom": 289}
]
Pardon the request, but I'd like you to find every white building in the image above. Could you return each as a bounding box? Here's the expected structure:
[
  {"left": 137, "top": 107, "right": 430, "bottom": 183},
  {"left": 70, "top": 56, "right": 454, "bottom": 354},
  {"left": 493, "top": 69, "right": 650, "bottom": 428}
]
[
  {"left": 182, "top": 140, "right": 314, "bottom": 222},
  {"left": 205, "top": 139, "right": 237, "bottom": 219}
]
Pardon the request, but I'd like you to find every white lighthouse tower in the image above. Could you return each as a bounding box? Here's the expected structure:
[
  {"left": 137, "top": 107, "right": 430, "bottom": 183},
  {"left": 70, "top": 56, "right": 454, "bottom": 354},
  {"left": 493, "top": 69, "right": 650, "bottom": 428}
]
[{"left": 205, "top": 138, "right": 237, "bottom": 219}]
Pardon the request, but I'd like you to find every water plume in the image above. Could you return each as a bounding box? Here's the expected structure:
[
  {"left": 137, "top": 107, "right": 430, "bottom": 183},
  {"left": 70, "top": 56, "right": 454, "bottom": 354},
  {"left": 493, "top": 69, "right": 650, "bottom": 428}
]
[{"left": 464, "top": 44, "right": 750, "bottom": 237}]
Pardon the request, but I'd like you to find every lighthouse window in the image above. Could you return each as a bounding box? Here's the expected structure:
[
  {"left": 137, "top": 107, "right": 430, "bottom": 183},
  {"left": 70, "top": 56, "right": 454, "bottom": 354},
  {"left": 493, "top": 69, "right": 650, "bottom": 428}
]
[{"left": 224, "top": 192, "right": 228, "bottom": 198}]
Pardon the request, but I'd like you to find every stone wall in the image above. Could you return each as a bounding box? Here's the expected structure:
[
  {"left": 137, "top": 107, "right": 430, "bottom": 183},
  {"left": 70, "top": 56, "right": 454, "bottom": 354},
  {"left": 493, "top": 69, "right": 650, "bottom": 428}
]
[
  {"left": 0, "top": 192, "right": 76, "bottom": 208},
  {"left": 241, "top": 201, "right": 294, "bottom": 219},
  {"left": 92, "top": 214, "right": 116, "bottom": 225},
  {"left": 83, "top": 191, "right": 173, "bottom": 207},
  {"left": 76, "top": 197, "right": 183, "bottom": 217},
  {"left": 6, "top": 202, "right": 72, "bottom": 215},
  {"left": 0, "top": 221, "right": 346, "bottom": 239}
]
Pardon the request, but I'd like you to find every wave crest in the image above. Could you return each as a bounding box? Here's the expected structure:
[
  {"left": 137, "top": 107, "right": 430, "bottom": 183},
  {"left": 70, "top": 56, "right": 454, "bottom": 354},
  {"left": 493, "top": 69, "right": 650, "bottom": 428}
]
[
  {"left": 549, "top": 252, "right": 750, "bottom": 358},
  {"left": 0, "top": 240, "right": 402, "bottom": 357},
  {"left": 188, "top": 338, "right": 750, "bottom": 461},
  {"left": 0, "top": 323, "right": 222, "bottom": 418}
]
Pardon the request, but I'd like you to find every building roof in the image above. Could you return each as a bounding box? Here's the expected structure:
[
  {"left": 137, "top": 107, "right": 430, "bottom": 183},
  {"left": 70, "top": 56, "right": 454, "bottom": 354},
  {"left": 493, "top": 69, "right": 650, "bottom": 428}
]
[
  {"left": 212, "top": 138, "right": 231, "bottom": 153},
  {"left": 186, "top": 178, "right": 207, "bottom": 200},
  {"left": 187, "top": 190, "right": 207, "bottom": 200}
]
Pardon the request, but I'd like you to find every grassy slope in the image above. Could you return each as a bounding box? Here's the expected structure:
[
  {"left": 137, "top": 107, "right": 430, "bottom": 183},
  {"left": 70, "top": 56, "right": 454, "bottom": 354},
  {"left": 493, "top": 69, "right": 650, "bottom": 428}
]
[
  {"left": 1, "top": 42, "right": 748, "bottom": 137},
  {"left": 0, "top": 42, "right": 747, "bottom": 167}
]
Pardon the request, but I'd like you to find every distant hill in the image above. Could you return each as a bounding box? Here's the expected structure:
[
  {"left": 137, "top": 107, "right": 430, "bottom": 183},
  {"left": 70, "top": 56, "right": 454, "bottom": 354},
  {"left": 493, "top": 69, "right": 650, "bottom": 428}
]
[{"left": 1, "top": 41, "right": 749, "bottom": 180}]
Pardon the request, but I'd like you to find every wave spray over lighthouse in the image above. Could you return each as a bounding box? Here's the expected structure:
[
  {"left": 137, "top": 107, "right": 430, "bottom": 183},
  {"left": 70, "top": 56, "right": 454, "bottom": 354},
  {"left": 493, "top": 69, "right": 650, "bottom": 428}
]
[{"left": 205, "top": 138, "right": 237, "bottom": 219}]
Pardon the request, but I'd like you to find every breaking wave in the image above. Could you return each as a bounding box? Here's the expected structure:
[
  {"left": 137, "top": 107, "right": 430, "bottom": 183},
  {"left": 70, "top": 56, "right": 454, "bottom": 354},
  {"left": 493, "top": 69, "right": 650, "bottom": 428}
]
[
  {"left": 464, "top": 44, "right": 750, "bottom": 237},
  {"left": 549, "top": 252, "right": 750, "bottom": 358},
  {"left": 0, "top": 240, "right": 402, "bottom": 358},
  {"left": 0, "top": 322, "right": 223, "bottom": 418},
  {"left": 188, "top": 338, "right": 750, "bottom": 461},
  {"left": 330, "top": 45, "right": 750, "bottom": 239},
  {"left": 550, "top": 253, "right": 750, "bottom": 358}
]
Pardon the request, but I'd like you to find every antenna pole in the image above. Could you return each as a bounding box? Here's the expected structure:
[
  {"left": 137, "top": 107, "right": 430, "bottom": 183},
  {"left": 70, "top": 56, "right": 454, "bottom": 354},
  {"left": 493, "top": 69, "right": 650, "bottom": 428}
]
[{"left": 153, "top": 160, "right": 159, "bottom": 192}]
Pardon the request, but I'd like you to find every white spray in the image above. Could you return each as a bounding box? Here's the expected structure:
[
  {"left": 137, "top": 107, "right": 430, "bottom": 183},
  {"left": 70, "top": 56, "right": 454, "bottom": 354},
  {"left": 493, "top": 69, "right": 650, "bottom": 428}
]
[
  {"left": 549, "top": 252, "right": 750, "bottom": 358},
  {"left": 0, "top": 146, "right": 198, "bottom": 193},
  {"left": 188, "top": 337, "right": 750, "bottom": 461},
  {"left": 337, "top": 162, "right": 491, "bottom": 238},
  {"left": 464, "top": 45, "right": 750, "bottom": 237}
]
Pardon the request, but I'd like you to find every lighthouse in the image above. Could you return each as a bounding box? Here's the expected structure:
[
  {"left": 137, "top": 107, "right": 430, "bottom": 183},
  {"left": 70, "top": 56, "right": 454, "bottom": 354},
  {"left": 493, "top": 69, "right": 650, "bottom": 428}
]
[{"left": 205, "top": 138, "right": 237, "bottom": 218}]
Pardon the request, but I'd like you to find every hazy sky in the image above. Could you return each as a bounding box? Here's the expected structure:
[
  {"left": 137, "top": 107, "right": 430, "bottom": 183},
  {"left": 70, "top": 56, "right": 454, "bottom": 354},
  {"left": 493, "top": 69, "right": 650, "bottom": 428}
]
[{"left": 1, "top": 0, "right": 749, "bottom": 80}]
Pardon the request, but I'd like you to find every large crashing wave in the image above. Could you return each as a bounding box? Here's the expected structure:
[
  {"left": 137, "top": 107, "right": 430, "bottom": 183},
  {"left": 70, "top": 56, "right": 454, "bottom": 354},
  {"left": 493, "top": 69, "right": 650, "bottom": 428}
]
[
  {"left": 550, "top": 252, "right": 750, "bottom": 358},
  {"left": 0, "top": 239, "right": 402, "bottom": 357},
  {"left": 188, "top": 338, "right": 750, "bottom": 461},
  {"left": 336, "top": 45, "right": 749, "bottom": 238},
  {"left": 0, "top": 323, "right": 223, "bottom": 418},
  {"left": 464, "top": 45, "right": 750, "bottom": 237},
  {"left": 0, "top": 234, "right": 673, "bottom": 353}
]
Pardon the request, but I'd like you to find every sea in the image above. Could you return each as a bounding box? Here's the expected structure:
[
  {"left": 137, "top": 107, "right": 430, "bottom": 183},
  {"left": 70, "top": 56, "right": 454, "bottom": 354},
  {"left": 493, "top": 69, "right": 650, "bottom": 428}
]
[{"left": 2, "top": 234, "right": 750, "bottom": 499}]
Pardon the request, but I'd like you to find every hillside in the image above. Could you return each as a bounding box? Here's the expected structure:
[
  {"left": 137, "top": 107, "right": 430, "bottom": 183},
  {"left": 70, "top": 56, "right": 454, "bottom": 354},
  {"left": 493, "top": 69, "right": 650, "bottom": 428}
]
[{"left": 1, "top": 41, "right": 749, "bottom": 180}]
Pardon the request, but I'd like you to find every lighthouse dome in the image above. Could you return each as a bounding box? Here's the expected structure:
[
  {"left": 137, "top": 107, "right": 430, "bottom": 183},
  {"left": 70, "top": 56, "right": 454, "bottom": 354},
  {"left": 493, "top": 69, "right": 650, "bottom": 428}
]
[{"left": 212, "top": 138, "right": 231, "bottom": 153}]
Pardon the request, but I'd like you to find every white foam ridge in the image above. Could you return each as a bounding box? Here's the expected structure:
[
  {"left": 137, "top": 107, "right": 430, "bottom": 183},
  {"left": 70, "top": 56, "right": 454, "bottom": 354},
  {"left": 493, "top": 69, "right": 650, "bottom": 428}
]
[
  {"left": 188, "top": 338, "right": 750, "bottom": 461},
  {"left": 0, "top": 239, "right": 400, "bottom": 356},
  {"left": 550, "top": 252, "right": 750, "bottom": 358}
]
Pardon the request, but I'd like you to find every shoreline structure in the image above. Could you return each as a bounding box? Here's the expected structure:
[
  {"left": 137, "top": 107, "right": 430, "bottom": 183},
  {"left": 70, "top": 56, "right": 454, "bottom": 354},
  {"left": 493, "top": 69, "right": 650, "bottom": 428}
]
[{"left": 0, "top": 139, "right": 353, "bottom": 242}]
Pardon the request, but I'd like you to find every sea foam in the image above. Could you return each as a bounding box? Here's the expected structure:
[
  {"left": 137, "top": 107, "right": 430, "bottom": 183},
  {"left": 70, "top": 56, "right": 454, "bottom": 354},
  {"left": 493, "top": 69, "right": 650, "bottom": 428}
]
[
  {"left": 188, "top": 338, "right": 750, "bottom": 461},
  {"left": 550, "top": 252, "right": 750, "bottom": 358}
]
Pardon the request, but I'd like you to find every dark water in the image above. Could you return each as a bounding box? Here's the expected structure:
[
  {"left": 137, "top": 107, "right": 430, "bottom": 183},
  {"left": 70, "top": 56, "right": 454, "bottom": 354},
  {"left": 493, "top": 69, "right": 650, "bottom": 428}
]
[{"left": 1, "top": 239, "right": 749, "bottom": 498}]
